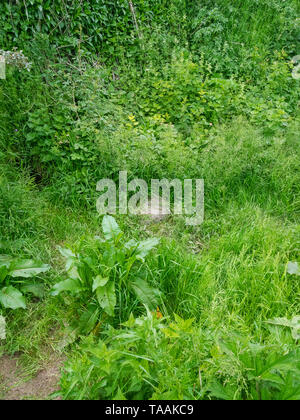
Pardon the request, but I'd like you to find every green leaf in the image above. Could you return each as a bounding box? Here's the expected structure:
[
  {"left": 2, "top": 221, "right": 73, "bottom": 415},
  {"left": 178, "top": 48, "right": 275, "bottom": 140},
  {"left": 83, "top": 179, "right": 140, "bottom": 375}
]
[
  {"left": 92, "top": 275, "right": 109, "bottom": 292},
  {"left": 0, "top": 265, "right": 8, "bottom": 283},
  {"left": 135, "top": 238, "right": 160, "bottom": 259},
  {"left": 267, "top": 316, "right": 300, "bottom": 341},
  {"left": 0, "top": 240, "right": 10, "bottom": 250},
  {"left": 50, "top": 278, "right": 83, "bottom": 296},
  {"left": 208, "top": 381, "right": 235, "bottom": 400},
  {"left": 56, "top": 326, "right": 78, "bottom": 351},
  {"left": 96, "top": 281, "right": 116, "bottom": 317},
  {"left": 20, "top": 283, "right": 45, "bottom": 299},
  {"left": 282, "top": 384, "right": 300, "bottom": 401},
  {"left": 102, "top": 216, "right": 122, "bottom": 241},
  {"left": 130, "top": 278, "right": 160, "bottom": 310},
  {"left": 0, "top": 286, "right": 26, "bottom": 309},
  {"left": 9, "top": 259, "right": 50, "bottom": 278},
  {"left": 122, "top": 313, "right": 136, "bottom": 328},
  {"left": 267, "top": 317, "right": 297, "bottom": 328},
  {"left": 113, "top": 388, "right": 127, "bottom": 400},
  {"left": 287, "top": 262, "right": 300, "bottom": 276},
  {"left": 57, "top": 246, "right": 76, "bottom": 258},
  {"left": 79, "top": 304, "right": 100, "bottom": 334},
  {"left": 0, "top": 316, "right": 6, "bottom": 340},
  {"left": 260, "top": 371, "right": 285, "bottom": 386},
  {"left": 0, "top": 254, "right": 13, "bottom": 268},
  {"left": 258, "top": 351, "right": 300, "bottom": 378}
]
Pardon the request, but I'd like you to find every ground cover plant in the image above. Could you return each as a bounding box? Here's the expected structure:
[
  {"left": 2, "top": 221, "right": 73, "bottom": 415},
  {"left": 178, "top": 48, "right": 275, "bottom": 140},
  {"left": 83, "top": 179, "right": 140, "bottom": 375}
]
[{"left": 0, "top": 0, "right": 299, "bottom": 400}]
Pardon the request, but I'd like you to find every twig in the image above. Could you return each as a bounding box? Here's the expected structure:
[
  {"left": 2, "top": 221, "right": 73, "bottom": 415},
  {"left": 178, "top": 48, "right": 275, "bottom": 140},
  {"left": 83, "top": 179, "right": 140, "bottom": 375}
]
[
  {"left": 199, "top": 368, "right": 203, "bottom": 390},
  {"left": 128, "top": 1, "right": 142, "bottom": 39},
  {"left": 23, "top": 0, "right": 29, "bottom": 21}
]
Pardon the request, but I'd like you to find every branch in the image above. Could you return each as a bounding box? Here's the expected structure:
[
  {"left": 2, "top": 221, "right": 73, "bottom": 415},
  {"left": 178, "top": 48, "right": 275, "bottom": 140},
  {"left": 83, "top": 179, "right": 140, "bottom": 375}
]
[{"left": 128, "top": 1, "right": 142, "bottom": 39}]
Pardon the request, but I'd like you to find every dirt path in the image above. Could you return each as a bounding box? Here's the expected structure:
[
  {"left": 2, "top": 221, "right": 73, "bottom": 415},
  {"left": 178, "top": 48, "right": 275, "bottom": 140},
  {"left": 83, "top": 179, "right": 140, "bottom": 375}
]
[{"left": 0, "top": 355, "right": 63, "bottom": 400}]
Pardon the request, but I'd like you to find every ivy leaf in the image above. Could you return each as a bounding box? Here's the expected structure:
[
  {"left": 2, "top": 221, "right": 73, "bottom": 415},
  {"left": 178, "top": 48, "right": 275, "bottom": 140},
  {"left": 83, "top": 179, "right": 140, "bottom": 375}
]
[
  {"left": 0, "top": 286, "right": 26, "bottom": 309},
  {"left": 96, "top": 281, "right": 116, "bottom": 317}
]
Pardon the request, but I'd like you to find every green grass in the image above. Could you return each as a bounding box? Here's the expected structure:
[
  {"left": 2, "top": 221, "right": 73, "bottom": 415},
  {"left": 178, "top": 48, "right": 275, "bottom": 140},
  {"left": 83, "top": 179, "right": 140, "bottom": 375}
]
[
  {"left": 1, "top": 116, "right": 299, "bottom": 398},
  {"left": 0, "top": 0, "right": 299, "bottom": 400}
]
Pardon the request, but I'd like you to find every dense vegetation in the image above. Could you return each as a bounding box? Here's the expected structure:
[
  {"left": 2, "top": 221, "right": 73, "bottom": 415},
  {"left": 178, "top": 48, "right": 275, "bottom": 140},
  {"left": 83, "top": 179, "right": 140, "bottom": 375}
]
[{"left": 0, "top": 0, "right": 299, "bottom": 400}]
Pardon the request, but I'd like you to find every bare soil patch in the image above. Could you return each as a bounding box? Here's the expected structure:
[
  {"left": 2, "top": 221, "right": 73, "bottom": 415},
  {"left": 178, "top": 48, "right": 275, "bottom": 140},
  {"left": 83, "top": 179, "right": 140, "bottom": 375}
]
[{"left": 0, "top": 354, "right": 63, "bottom": 400}]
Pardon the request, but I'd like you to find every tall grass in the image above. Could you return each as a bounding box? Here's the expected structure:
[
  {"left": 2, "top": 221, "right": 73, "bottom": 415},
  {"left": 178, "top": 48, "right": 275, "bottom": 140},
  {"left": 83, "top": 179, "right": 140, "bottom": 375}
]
[{"left": 0, "top": 0, "right": 299, "bottom": 400}]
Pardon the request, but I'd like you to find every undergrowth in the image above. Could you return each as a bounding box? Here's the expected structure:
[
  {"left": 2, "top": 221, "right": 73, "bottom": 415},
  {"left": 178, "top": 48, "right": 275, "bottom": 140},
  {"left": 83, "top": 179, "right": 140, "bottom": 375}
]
[{"left": 0, "top": 0, "right": 299, "bottom": 400}]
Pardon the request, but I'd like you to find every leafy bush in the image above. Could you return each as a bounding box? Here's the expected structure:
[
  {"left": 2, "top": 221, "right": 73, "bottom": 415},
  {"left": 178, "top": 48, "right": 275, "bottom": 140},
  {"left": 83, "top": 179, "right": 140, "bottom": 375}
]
[
  {"left": 59, "top": 311, "right": 300, "bottom": 400},
  {"left": 2, "top": 50, "right": 298, "bottom": 208},
  {"left": 207, "top": 335, "right": 300, "bottom": 400},
  {"left": 51, "top": 216, "right": 160, "bottom": 334},
  {"left": 0, "top": 253, "right": 49, "bottom": 310},
  {"left": 59, "top": 311, "right": 206, "bottom": 400},
  {"left": 0, "top": 0, "right": 300, "bottom": 401}
]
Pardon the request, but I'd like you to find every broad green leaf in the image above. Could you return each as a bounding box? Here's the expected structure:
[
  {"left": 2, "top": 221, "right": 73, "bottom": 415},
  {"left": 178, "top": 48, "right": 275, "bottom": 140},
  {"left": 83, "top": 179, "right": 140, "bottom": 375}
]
[
  {"left": 9, "top": 259, "right": 50, "bottom": 278},
  {"left": 102, "top": 215, "right": 122, "bottom": 241},
  {"left": 21, "top": 283, "right": 45, "bottom": 299},
  {"left": 92, "top": 275, "right": 109, "bottom": 292},
  {"left": 79, "top": 304, "right": 100, "bottom": 334},
  {"left": 267, "top": 317, "right": 296, "bottom": 328},
  {"left": 50, "top": 278, "right": 83, "bottom": 296},
  {"left": 0, "top": 265, "right": 8, "bottom": 283},
  {"left": 113, "top": 388, "right": 127, "bottom": 400},
  {"left": 56, "top": 326, "right": 78, "bottom": 351},
  {"left": 124, "top": 239, "right": 138, "bottom": 250},
  {"left": 125, "top": 238, "right": 160, "bottom": 260},
  {"left": 135, "top": 238, "right": 160, "bottom": 259},
  {"left": 57, "top": 246, "right": 76, "bottom": 259},
  {"left": 287, "top": 262, "right": 300, "bottom": 276},
  {"left": 0, "top": 286, "right": 26, "bottom": 309},
  {"left": 208, "top": 381, "right": 235, "bottom": 401},
  {"left": 130, "top": 278, "right": 160, "bottom": 310},
  {"left": 0, "top": 254, "right": 13, "bottom": 268},
  {"left": 259, "top": 371, "right": 285, "bottom": 386},
  {"left": 66, "top": 261, "right": 80, "bottom": 280},
  {"left": 258, "top": 351, "right": 300, "bottom": 378},
  {"left": 267, "top": 316, "right": 300, "bottom": 341},
  {"left": 96, "top": 281, "right": 116, "bottom": 317},
  {"left": 0, "top": 315, "right": 6, "bottom": 340},
  {"left": 283, "top": 384, "right": 300, "bottom": 401}
]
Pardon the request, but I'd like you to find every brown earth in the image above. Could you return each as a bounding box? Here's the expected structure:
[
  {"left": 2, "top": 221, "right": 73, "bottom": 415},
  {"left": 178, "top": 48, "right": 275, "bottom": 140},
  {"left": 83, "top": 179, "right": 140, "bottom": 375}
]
[{"left": 0, "top": 355, "right": 64, "bottom": 400}]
